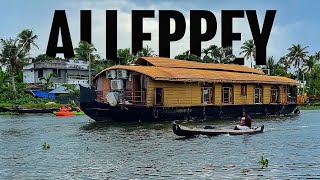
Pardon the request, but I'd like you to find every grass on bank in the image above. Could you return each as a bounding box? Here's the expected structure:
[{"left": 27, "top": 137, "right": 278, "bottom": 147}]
[{"left": 298, "top": 105, "right": 320, "bottom": 110}]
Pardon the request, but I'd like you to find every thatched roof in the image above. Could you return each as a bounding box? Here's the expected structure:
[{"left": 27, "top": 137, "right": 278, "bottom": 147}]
[
  {"left": 97, "top": 65, "right": 298, "bottom": 86},
  {"left": 135, "top": 57, "right": 265, "bottom": 75}
]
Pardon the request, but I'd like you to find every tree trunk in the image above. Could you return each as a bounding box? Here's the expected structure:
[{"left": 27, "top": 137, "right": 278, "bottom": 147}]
[{"left": 11, "top": 74, "right": 16, "bottom": 92}]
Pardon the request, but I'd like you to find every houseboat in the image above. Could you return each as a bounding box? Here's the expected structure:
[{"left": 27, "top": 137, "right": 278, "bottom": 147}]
[{"left": 79, "top": 57, "right": 299, "bottom": 122}]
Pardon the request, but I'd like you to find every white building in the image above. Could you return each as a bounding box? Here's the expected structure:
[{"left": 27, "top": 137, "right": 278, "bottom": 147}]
[{"left": 23, "top": 59, "right": 90, "bottom": 88}]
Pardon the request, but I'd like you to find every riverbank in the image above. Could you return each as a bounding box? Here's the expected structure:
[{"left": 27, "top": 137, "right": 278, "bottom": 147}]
[{"left": 298, "top": 104, "right": 320, "bottom": 110}]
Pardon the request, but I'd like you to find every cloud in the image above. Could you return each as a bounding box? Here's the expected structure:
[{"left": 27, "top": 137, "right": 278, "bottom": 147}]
[{"left": 30, "top": 0, "right": 298, "bottom": 67}]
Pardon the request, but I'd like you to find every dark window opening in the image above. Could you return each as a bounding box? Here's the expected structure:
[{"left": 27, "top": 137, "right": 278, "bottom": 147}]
[
  {"left": 38, "top": 69, "right": 43, "bottom": 78},
  {"left": 241, "top": 85, "right": 247, "bottom": 96},
  {"left": 154, "top": 88, "right": 163, "bottom": 105},
  {"left": 53, "top": 69, "right": 61, "bottom": 77}
]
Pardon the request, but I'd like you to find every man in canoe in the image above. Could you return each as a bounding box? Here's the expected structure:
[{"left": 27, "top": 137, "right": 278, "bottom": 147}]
[{"left": 234, "top": 110, "right": 252, "bottom": 130}]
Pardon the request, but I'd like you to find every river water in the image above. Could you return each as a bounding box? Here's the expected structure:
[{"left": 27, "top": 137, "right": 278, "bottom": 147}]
[{"left": 0, "top": 110, "right": 320, "bottom": 179}]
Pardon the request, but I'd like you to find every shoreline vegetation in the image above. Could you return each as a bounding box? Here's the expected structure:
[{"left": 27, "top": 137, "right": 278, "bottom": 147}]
[{"left": 1, "top": 28, "right": 320, "bottom": 114}]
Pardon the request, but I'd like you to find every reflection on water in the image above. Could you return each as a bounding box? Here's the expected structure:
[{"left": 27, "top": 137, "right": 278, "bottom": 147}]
[{"left": 0, "top": 111, "right": 320, "bottom": 179}]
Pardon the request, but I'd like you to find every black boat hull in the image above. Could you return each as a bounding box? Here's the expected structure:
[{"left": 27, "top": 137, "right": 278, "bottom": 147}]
[
  {"left": 80, "top": 85, "right": 299, "bottom": 122},
  {"left": 172, "top": 123, "right": 264, "bottom": 137}
]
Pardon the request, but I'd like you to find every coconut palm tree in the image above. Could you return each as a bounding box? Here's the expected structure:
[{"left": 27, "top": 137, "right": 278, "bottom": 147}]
[
  {"left": 240, "top": 39, "right": 256, "bottom": 68},
  {"left": 74, "top": 41, "right": 98, "bottom": 61},
  {"left": 208, "top": 45, "right": 220, "bottom": 63},
  {"left": 39, "top": 72, "right": 55, "bottom": 90},
  {"left": 18, "top": 29, "right": 39, "bottom": 54},
  {"left": 202, "top": 48, "right": 212, "bottom": 63},
  {"left": 136, "top": 45, "right": 155, "bottom": 57},
  {"left": 266, "top": 56, "right": 276, "bottom": 75},
  {"left": 74, "top": 41, "right": 99, "bottom": 86},
  {"left": 304, "top": 55, "right": 317, "bottom": 73},
  {"left": 0, "top": 38, "right": 27, "bottom": 92},
  {"left": 286, "top": 44, "right": 308, "bottom": 74},
  {"left": 117, "top": 48, "right": 135, "bottom": 65},
  {"left": 218, "top": 47, "right": 236, "bottom": 64},
  {"left": 174, "top": 50, "right": 201, "bottom": 62},
  {"left": 278, "top": 56, "right": 290, "bottom": 71}
]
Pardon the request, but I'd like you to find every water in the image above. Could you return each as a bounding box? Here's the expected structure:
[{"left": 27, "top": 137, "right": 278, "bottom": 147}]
[{"left": 0, "top": 111, "right": 320, "bottom": 179}]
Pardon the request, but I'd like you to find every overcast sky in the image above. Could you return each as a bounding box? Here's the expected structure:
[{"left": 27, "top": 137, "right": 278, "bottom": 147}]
[{"left": 0, "top": 0, "right": 319, "bottom": 67}]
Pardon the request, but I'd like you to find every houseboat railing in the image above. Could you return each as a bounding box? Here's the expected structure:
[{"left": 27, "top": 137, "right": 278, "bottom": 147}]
[
  {"left": 95, "top": 90, "right": 146, "bottom": 105},
  {"left": 287, "top": 97, "right": 297, "bottom": 104}
]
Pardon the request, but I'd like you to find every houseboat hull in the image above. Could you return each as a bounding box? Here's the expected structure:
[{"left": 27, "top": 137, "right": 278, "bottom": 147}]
[{"left": 80, "top": 86, "right": 299, "bottom": 122}]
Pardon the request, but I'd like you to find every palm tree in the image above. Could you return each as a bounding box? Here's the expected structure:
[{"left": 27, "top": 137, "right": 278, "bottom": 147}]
[
  {"left": 314, "top": 51, "right": 320, "bottom": 62},
  {"left": 218, "top": 47, "right": 236, "bottom": 64},
  {"left": 266, "top": 56, "right": 276, "bottom": 75},
  {"left": 174, "top": 50, "right": 201, "bottom": 62},
  {"left": 240, "top": 39, "right": 256, "bottom": 68},
  {"left": 286, "top": 44, "right": 308, "bottom": 74},
  {"left": 117, "top": 48, "right": 135, "bottom": 65},
  {"left": 304, "top": 55, "right": 317, "bottom": 73},
  {"left": 74, "top": 41, "right": 98, "bottom": 61},
  {"left": 278, "top": 56, "right": 290, "bottom": 71},
  {"left": 208, "top": 45, "right": 220, "bottom": 63},
  {"left": 39, "top": 72, "right": 54, "bottom": 90},
  {"left": 0, "top": 38, "right": 27, "bottom": 92},
  {"left": 202, "top": 48, "right": 212, "bottom": 63},
  {"left": 74, "top": 41, "right": 99, "bottom": 86},
  {"left": 136, "top": 45, "right": 155, "bottom": 57},
  {"left": 18, "top": 29, "right": 39, "bottom": 54}
]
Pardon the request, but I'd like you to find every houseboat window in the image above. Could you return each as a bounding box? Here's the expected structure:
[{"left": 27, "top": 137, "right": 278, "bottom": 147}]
[
  {"left": 38, "top": 69, "right": 43, "bottom": 78},
  {"left": 154, "top": 88, "right": 163, "bottom": 105},
  {"left": 201, "top": 87, "right": 213, "bottom": 104},
  {"left": 271, "top": 86, "right": 280, "bottom": 103},
  {"left": 241, "top": 85, "right": 247, "bottom": 96},
  {"left": 222, "top": 86, "right": 233, "bottom": 104},
  {"left": 254, "top": 85, "right": 263, "bottom": 104}
]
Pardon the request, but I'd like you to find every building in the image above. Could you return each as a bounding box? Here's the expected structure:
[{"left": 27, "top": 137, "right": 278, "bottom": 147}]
[{"left": 23, "top": 59, "right": 90, "bottom": 88}]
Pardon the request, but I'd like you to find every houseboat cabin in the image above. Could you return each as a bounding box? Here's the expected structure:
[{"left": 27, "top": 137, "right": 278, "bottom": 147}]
[{"left": 80, "top": 57, "right": 299, "bottom": 121}]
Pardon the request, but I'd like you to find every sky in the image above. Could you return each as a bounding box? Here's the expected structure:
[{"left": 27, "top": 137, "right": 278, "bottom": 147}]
[{"left": 0, "top": 0, "right": 319, "bottom": 67}]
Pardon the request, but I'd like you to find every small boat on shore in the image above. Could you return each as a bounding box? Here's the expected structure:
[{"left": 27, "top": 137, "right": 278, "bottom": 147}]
[
  {"left": 172, "top": 122, "right": 264, "bottom": 137},
  {"left": 53, "top": 111, "right": 85, "bottom": 116},
  {"left": 55, "top": 111, "right": 74, "bottom": 117}
]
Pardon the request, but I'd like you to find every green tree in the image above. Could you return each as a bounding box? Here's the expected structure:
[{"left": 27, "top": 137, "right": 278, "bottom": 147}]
[
  {"left": 74, "top": 41, "right": 100, "bottom": 85},
  {"left": 39, "top": 73, "right": 54, "bottom": 90},
  {"left": 286, "top": 44, "right": 308, "bottom": 74},
  {"left": 217, "top": 46, "right": 236, "bottom": 64},
  {"left": 201, "top": 48, "right": 212, "bottom": 63},
  {"left": 136, "top": 45, "right": 155, "bottom": 57},
  {"left": 304, "top": 55, "right": 317, "bottom": 73},
  {"left": 0, "top": 68, "right": 10, "bottom": 92},
  {"left": 17, "top": 29, "right": 39, "bottom": 54},
  {"left": 0, "top": 38, "right": 27, "bottom": 92},
  {"left": 74, "top": 41, "right": 99, "bottom": 61},
  {"left": 278, "top": 56, "right": 290, "bottom": 71},
  {"left": 35, "top": 54, "right": 64, "bottom": 62},
  {"left": 117, "top": 48, "right": 135, "bottom": 65},
  {"left": 240, "top": 39, "right": 256, "bottom": 68},
  {"left": 266, "top": 56, "right": 275, "bottom": 75},
  {"left": 174, "top": 50, "right": 201, "bottom": 62}
]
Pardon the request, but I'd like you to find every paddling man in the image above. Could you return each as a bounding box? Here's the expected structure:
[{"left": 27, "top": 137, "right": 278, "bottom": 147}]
[{"left": 234, "top": 111, "right": 252, "bottom": 130}]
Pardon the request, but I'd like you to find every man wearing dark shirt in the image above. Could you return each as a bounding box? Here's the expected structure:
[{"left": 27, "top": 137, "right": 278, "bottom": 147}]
[{"left": 234, "top": 111, "right": 252, "bottom": 130}]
